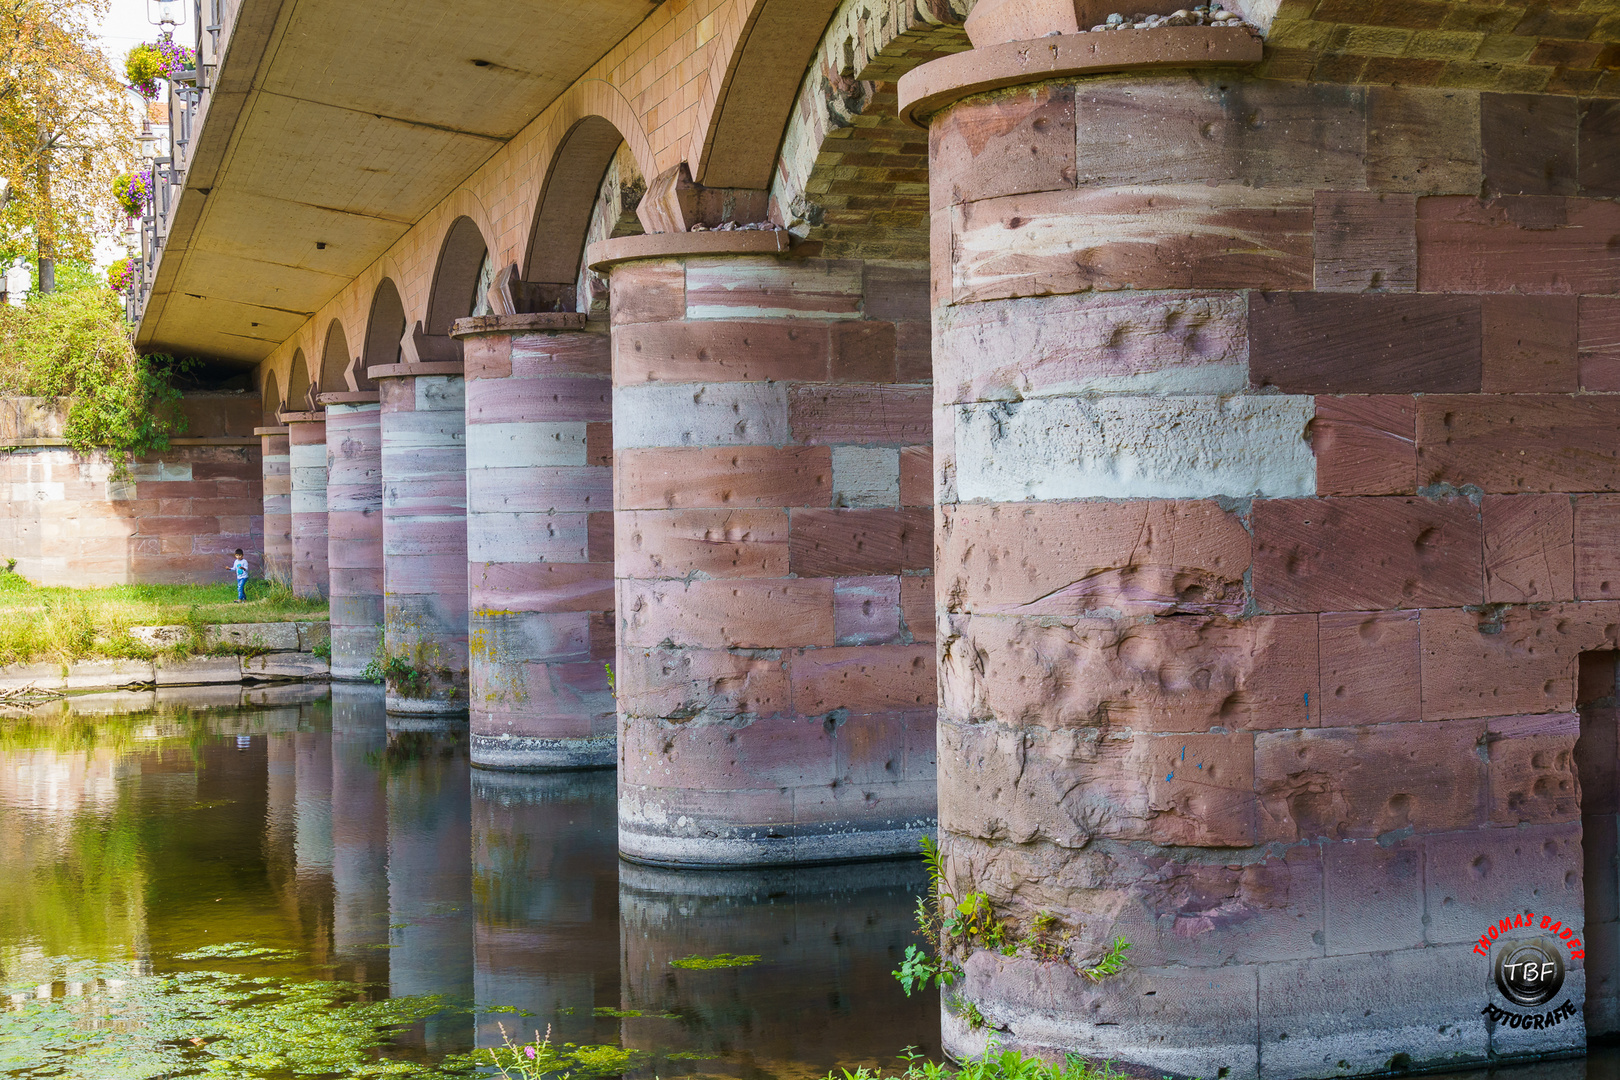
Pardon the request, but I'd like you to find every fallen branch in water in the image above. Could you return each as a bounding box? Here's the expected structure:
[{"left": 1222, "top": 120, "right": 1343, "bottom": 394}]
[{"left": 0, "top": 684, "right": 66, "bottom": 705}]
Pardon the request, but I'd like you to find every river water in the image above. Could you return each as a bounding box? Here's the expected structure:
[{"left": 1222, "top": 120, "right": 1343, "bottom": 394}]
[{"left": 0, "top": 685, "right": 938, "bottom": 1078}]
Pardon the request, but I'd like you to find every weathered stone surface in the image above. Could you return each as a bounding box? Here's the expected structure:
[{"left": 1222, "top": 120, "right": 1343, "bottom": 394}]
[
  {"left": 608, "top": 260, "right": 683, "bottom": 325},
  {"left": 940, "top": 718, "right": 1257, "bottom": 848},
  {"left": 1367, "top": 86, "right": 1482, "bottom": 195},
  {"left": 1256, "top": 720, "right": 1486, "bottom": 843},
  {"left": 1250, "top": 292, "right": 1480, "bottom": 393},
  {"left": 615, "top": 646, "right": 790, "bottom": 722},
  {"left": 63, "top": 659, "right": 156, "bottom": 690},
  {"left": 1310, "top": 395, "right": 1416, "bottom": 496},
  {"left": 155, "top": 655, "right": 243, "bottom": 686},
  {"left": 1416, "top": 395, "right": 1620, "bottom": 493},
  {"left": 619, "top": 578, "right": 835, "bottom": 649},
  {"left": 901, "top": 574, "right": 933, "bottom": 643},
  {"left": 833, "top": 576, "right": 903, "bottom": 646},
  {"left": 1257, "top": 945, "right": 1486, "bottom": 1080},
  {"left": 930, "top": 82, "right": 1076, "bottom": 207},
  {"left": 787, "top": 385, "right": 930, "bottom": 446},
  {"left": 1416, "top": 196, "right": 1620, "bottom": 295},
  {"left": 613, "top": 383, "right": 789, "bottom": 448},
  {"left": 1251, "top": 496, "right": 1483, "bottom": 613},
  {"left": 613, "top": 321, "right": 831, "bottom": 384},
  {"left": 951, "top": 185, "right": 1313, "bottom": 304},
  {"left": 616, "top": 446, "right": 831, "bottom": 510},
  {"left": 1425, "top": 821, "right": 1583, "bottom": 946},
  {"left": 1482, "top": 294, "right": 1578, "bottom": 393},
  {"left": 789, "top": 644, "right": 935, "bottom": 714},
  {"left": 941, "top": 613, "right": 1317, "bottom": 733},
  {"left": 1486, "top": 711, "right": 1580, "bottom": 826},
  {"left": 789, "top": 508, "right": 931, "bottom": 576},
  {"left": 1580, "top": 295, "right": 1620, "bottom": 392},
  {"left": 1483, "top": 494, "right": 1574, "bottom": 603},
  {"left": 939, "top": 500, "right": 1250, "bottom": 617},
  {"left": 1075, "top": 77, "right": 1367, "bottom": 189},
  {"left": 1576, "top": 496, "right": 1620, "bottom": 600},
  {"left": 934, "top": 292, "right": 1249, "bottom": 407},
  {"left": 1580, "top": 98, "right": 1620, "bottom": 198},
  {"left": 1481, "top": 92, "right": 1579, "bottom": 197},
  {"left": 1421, "top": 603, "right": 1620, "bottom": 721},
  {"left": 1318, "top": 609, "right": 1421, "bottom": 726},
  {"left": 1313, "top": 190, "right": 1417, "bottom": 292},
  {"left": 685, "top": 257, "right": 862, "bottom": 320},
  {"left": 954, "top": 394, "right": 1315, "bottom": 503},
  {"left": 615, "top": 508, "right": 790, "bottom": 579},
  {"left": 203, "top": 622, "right": 301, "bottom": 651},
  {"left": 243, "top": 652, "right": 331, "bottom": 681}
]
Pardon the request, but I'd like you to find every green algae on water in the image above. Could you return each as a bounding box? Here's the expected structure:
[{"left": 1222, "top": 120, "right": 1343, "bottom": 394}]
[
  {"left": 175, "top": 942, "right": 299, "bottom": 961},
  {"left": 669, "top": 952, "right": 763, "bottom": 969}
]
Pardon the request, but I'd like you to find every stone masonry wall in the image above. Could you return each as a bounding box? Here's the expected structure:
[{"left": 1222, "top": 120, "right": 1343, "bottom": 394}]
[
  {"left": 0, "top": 394, "right": 263, "bottom": 586},
  {"left": 929, "top": 67, "right": 1619, "bottom": 1080}
]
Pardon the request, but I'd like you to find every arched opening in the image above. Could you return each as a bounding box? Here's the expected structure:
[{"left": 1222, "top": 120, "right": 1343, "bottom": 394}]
[
  {"left": 521, "top": 116, "right": 643, "bottom": 314},
  {"left": 363, "top": 278, "right": 408, "bottom": 372},
  {"left": 320, "top": 319, "right": 366, "bottom": 393},
  {"left": 284, "top": 350, "right": 313, "bottom": 415},
  {"left": 261, "top": 369, "right": 283, "bottom": 425},
  {"left": 423, "top": 216, "right": 491, "bottom": 353}
]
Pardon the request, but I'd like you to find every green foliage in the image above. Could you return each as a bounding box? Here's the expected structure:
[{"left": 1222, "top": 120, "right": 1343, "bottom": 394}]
[
  {"left": 485, "top": 1024, "right": 645, "bottom": 1080},
  {"left": 1080, "top": 937, "right": 1132, "bottom": 982},
  {"left": 0, "top": 287, "right": 193, "bottom": 466},
  {"left": 123, "top": 42, "right": 164, "bottom": 94},
  {"left": 895, "top": 944, "right": 952, "bottom": 998},
  {"left": 604, "top": 660, "right": 614, "bottom": 695},
  {"left": 312, "top": 636, "right": 332, "bottom": 661},
  {"left": 0, "top": 574, "right": 326, "bottom": 664},
  {"left": 828, "top": 1045, "right": 1125, "bottom": 1080},
  {"left": 669, "top": 952, "right": 762, "bottom": 969}
]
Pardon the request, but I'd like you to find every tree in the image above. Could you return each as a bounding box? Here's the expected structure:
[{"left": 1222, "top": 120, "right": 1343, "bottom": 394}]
[{"left": 0, "top": 0, "right": 131, "bottom": 293}]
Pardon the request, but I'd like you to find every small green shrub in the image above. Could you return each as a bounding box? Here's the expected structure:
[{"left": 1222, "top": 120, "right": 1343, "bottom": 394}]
[{"left": 828, "top": 1045, "right": 1125, "bottom": 1080}]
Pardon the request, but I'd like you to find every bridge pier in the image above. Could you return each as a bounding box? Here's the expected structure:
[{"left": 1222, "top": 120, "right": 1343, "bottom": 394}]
[
  {"left": 592, "top": 233, "right": 936, "bottom": 868},
  {"left": 373, "top": 362, "right": 470, "bottom": 717},
  {"left": 320, "top": 393, "right": 384, "bottom": 680},
  {"left": 255, "top": 425, "right": 292, "bottom": 585},
  {"left": 454, "top": 314, "right": 616, "bottom": 771},
  {"left": 907, "top": 30, "right": 1608, "bottom": 1077},
  {"left": 283, "top": 411, "right": 330, "bottom": 600}
]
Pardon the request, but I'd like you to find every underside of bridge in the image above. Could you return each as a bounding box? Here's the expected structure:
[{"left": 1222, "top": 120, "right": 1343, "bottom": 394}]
[{"left": 126, "top": 0, "right": 1620, "bottom": 1075}]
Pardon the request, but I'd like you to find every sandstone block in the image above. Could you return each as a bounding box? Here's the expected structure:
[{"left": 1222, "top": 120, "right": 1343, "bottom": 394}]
[
  {"left": 1425, "top": 821, "right": 1584, "bottom": 945},
  {"left": 615, "top": 646, "right": 790, "bottom": 722},
  {"left": 63, "top": 659, "right": 155, "bottom": 690},
  {"left": 828, "top": 321, "right": 898, "bottom": 383},
  {"left": 613, "top": 382, "right": 789, "bottom": 449},
  {"left": 950, "top": 185, "right": 1313, "bottom": 305},
  {"left": 1482, "top": 295, "right": 1578, "bottom": 393},
  {"left": 1481, "top": 92, "right": 1579, "bottom": 197},
  {"left": 1416, "top": 395, "right": 1620, "bottom": 493},
  {"left": 1421, "top": 603, "right": 1620, "bottom": 720},
  {"left": 1581, "top": 99, "right": 1620, "bottom": 198},
  {"left": 615, "top": 446, "right": 831, "bottom": 510},
  {"left": 1256, "top": 719, "right": 1486, "bottom": 843},
  {"left": 1249, "top": 291, "right": 1480, "bottom": 393},
  {"left": 203, "top": 622, "right": 301, "bottom": 651},
  {"left": 941, "top": 612, "right": 1316, "bottom": 733},
  {"left": 1311, "top": 395, "right": 1417, "bottom": 496},
  {"left": 789, "top": 643, "right": 935, "bottom": 714},
  {"left": 1484, "top": 494, "right": 1575, "bottom": 603},
  {"left": 608, "top": 260, "right": 684, "bottom": 325},
  {"left": 1323, "top": 837, "right": 1428, "bottom": 955},
  {"left": 900, "top": 574, "right": 933, "bottom": 643},
  {"left": 1576, "top": 495, "right": 1620, "bottom": 600},
  {"left": 612, "top": 320, "right": 831, "bottom": 383},
  {"left": 1252, "top": 496, "right": 1483, "bottom": 613},
  {"left": 1313, "top": 190, "right": 1417, "bottom": 292},
  {"left": 1580, "top": 296, "right": 1620, "bottom": 392},
  {"left": 616, "top": 508, "right": 790, "bottom": 579},
  {"left": 833, "top": 576, "right": 903, "bottom": 646},
  {"left": 1416, "top": 196, "right": 1620, "bottom": 295},
  {"left": 1487, "top": 711, "right": 1581, "bottom": 826},
  {"left": 789, "top": 507, "right": 931, "bottom": 577},
  {"left": 620, "top": 578, "right": 834, "bottom": 649},
  {"left": 899, "top": 446, "right": 932, "bottom": 507},
  {"left": 468, "top": 561, "right": 611, "bottom": 612},
  {"left": 1318, "top": 609, "right": 1421, "bottom": 726},
  {"left": 933, "top": 292, "right": 1248, "bottom": 407},
  {"left": 1257, "top": 945, "right": 1486, "bottom": 1080},
  {"left": 939, "top": 718, "right": 1257, "bottom": 848},
  {"left": 788, "top": 385, "right": 930, "bottom": 447},
  {"left": 938, "top": 500, "right": 1250, "bottom": 617},
  {"left": 930, "top": 82, "right": 1075, "bottom": 207},
  {"left": 685, "top": 257, "right": 862, "bottom": 321},
  {"left": 243, "top": 652, "right": 331, "bottom": 681},
  {"left": 1075, "top": 77, "right": 1367, "bottom": 189},
  {"left": 620, "top": 713, "right": 837, "bottom": 790}
]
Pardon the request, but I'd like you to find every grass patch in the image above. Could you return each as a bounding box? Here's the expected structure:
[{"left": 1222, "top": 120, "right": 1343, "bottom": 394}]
[
  {"left": 0, "top": 572, "right": 326, "bottom": 665},
  {"left": 831, "top": 1046, "right": 1127, "bottom": 1080}
]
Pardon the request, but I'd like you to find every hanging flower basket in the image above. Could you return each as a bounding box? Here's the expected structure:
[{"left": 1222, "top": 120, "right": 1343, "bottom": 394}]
[
  {"left": 125, "top": 40, "right": 197, "bottom": 99},
  {"left": 108, "top": 257, "right": 134, "bottom": 294},
  {"left": 115, "top": 169, "right": 152, "bottom": 218}
]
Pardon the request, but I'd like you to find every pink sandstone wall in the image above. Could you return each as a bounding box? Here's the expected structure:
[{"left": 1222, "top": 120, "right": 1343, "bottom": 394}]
[{"left": 0, "top": 394, "right": 263, "bottom": 586}]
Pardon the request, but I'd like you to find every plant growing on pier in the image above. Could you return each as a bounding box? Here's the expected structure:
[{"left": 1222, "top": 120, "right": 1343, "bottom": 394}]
[
  {"left": 1080, "top": 937, "right": 1132, "bottom": 982},
  {"left": 829, "top": 1044, "right": 1125, "bottom": 1080}
]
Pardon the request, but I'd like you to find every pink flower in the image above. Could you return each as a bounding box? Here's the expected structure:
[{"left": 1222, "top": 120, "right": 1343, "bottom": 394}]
[{"left": 525, "top": 1047, "right": 537, "bottom": 1060}]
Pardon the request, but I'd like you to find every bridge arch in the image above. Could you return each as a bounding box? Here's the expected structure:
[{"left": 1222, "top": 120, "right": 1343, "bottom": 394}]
[
  {"left": 362, "top": 278, "right": 408, "bottom": 373},
  {"left": 319, "top": 318, "right": 364, "bottom": 393}
]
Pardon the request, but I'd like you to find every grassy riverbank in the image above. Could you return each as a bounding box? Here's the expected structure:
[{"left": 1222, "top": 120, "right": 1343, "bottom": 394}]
[{"left": 0, "top": 572, "right": 328, "bottom": 664}]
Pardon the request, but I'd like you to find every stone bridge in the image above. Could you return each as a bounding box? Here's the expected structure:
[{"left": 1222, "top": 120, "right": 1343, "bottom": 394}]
[{"left": 125, "top": 0, "right": 1620, "bottom": 1074}]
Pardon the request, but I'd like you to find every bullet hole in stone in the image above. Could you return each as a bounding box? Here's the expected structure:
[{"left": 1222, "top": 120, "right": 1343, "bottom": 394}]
[
  {"left": 1334, "top": 684, "right": 1347, "bottom": 699},
  {"left": 1219, "top": 1069, "right": 1230, "bottom": 1078},
  {"left": 1387, "top": 1054, "right": 1412, "bottom": 1072},
  {"left": 1338, "top": 1063, "right": 1349, "bottom": 1071},
  {"left": 472, "top": 58, "right": 491, "bottom": 66},
  {"left": 1472, "top": 854, "right": 1490, "bottom": 879},
  {"left": 1545, "top": 840, "right": 1559, "bottom": 856},
  {"left": 1006, "top": 217, "right": 1026, "bottom": 229}
]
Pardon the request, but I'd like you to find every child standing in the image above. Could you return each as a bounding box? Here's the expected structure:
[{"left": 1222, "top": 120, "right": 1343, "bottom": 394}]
[{"left": 232, "top": 548, "right": 249, "bottom": 602}]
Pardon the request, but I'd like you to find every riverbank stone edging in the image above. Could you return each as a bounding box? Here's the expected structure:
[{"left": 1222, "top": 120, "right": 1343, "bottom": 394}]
[{"left": 0, "top": 621, "right": 333, "bottom": 691}]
